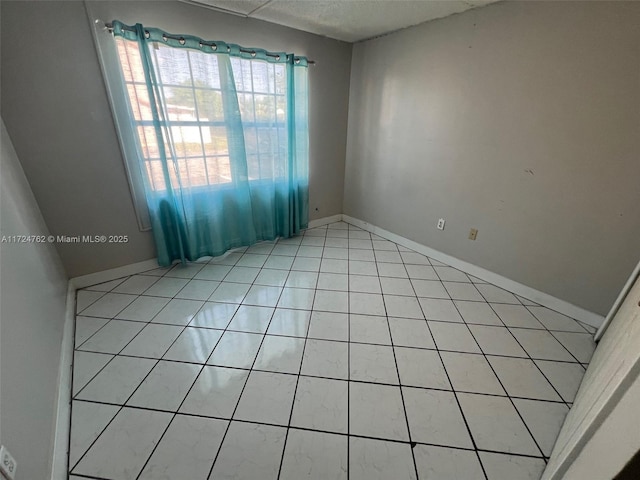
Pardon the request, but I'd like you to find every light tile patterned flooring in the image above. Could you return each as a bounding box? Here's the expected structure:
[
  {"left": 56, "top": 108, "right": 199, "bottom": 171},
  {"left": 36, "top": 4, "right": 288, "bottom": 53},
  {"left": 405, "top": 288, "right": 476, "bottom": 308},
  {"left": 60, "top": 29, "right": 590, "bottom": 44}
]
[{"left": 69, "top": 221, "right": 597, "bottom": 480}]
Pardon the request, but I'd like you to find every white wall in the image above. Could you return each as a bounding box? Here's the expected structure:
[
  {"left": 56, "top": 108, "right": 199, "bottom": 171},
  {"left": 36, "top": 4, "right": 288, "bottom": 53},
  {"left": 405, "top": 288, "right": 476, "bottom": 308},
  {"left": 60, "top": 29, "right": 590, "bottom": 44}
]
[
  {"left": 1, "top": 0, "right": 352, "bottom": 277},
  {"left": 0, "top": 120, "right": 69, "bottom": 480},
  {"left": 344, "top": 0, "right": 640, "bottom": 315}
]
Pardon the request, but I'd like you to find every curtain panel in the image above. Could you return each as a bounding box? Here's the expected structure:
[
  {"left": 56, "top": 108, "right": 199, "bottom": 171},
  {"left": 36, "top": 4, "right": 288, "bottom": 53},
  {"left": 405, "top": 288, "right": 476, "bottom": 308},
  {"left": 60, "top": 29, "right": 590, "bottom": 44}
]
[{"left": 111, "top": 21, "right": 309, "bottom": 266}]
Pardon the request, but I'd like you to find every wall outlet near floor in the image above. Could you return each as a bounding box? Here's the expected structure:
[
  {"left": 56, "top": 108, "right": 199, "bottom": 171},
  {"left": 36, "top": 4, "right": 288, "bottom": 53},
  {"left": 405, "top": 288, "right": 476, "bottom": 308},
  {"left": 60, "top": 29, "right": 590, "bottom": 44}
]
[
  {"left": 468, "top": 228, "right": 478, "bottom": 240},
  {"left": 0, "top": 445, "right": 17, "bottom": 480},
  {"left": 437, "top": 218, "right": 446, "bottom": 230}
]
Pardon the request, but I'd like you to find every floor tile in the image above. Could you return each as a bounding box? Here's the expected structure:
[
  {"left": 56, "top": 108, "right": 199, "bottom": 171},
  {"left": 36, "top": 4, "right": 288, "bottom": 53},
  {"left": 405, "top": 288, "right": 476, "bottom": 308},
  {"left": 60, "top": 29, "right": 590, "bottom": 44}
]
[
  {"left": 237, "top": 253, "right": 268, "bottom": 268},
  {"left": 513, "top": 398, "right": 569, "bottom": 456},
  {"left": 234, "top": 370, "right": 298, "bottom": 425},
  {"left": 162, "top": 327, "right": 222, "bottom": 363},
  {"left": 174, "top": 279, "right": 220, "bottom": 300},
  {"left": 349, "top": 260, "right": 378, "bottom": 276},
  {"left": 151, "top": 298, "right": 204, "bottom": 326},
  {"left": 69, "top": 400, "right": 120, "bottom": 469},
  {"left": 112, "top": 274, "right": 159, "bottom": 295},
  {"left": 180, "top": 366, "right": 249, "bottom": 418},
  {"left": 475, "top": 284, "right": 520, "bottom": 304},
  {"left": 379, "top": 277, "right": 412, "bottom": 296},
  {"left": 395, "top": 347, "right": 450, "bottom": 389},
  {"left": 308, "top": 311, "right": 349, "bottom": 341},
  {"left": 76, "top": 319, "right": 145, "bottom": 354},
  {"left": 510, "top": 328, "right": 576, "bottom": 362},
  {"left": 210, "top": 421, "right": 287, "bottom": 480},
  {"left": 115, "top": 296, "right": 171, "bottom": 322},
  {"left": 443, "top": 282, "right": 485, "bottom": 301},
  {"left": 350, "top": 343, "right": 399, "bottom": 384},
  {"left": 457, "top": 393, "right": 541, "bottom": 456},
  {"left": 314, "top": 289, "right": 349, "bottom": 312},
  {"left": 75, "top": 290, "right": 106, "bottom": 313},
  {"left": 224, "top": 266, "right": 261, "bottom": 283},
  {"left": 317, "top": 272, "right": 349, "bottom": 291},
  {"left": 350, "top": 274, "right": 382, "bottom": 294},
  {"left": 85, "top": 278, "right": 126, "bottom": 292},
  {"left": 120, "top": 323, "right": 183, "bottom": 358},
  {"left": 413, "top": 444, "right": 484, "bottom": 480},
  {"left": 350, "top": 292, "right": 387, "bottom": 315},
  {"left": 298, "top": 245, "right": 324, "bottom": 258},
  {"left": 350, "top": 314, "right": 391, "bottom": 344},
  {"left": 72, "top": 351, "right": 114, "bottom": 395},
  {"left": 253, "top": 335, "right": 305, "bottom": 374},
  {"left": 468, "top": 324, "right": 528, "bottom": 357},
  {"left": 325, "top": 236, "right": 349, "bottom": 247},
  {"left": 166, "top": 262, "right": 205, "bottom": 278},
  {"left": 301, "top": 339, "right": 349, "bottom": 379},
  {"left": 207, "top": 331, "right": 263, "bottom": 369},
  {"left": 76, "top": 355, "right": 156, "bottom": 404},
  {"left": 293, "top": 256, "right": 322, "bottom": 272},
  {"left": 194, "top": 264, "right": 232, "bottom": 281},
  {"left": 374, "top": 250, "right": 403, "bottom": 263},
  {"left": 139, "top": 415, "right": 227, "bottom": 480},
  {"left": 79, "top": 293, "right": 138, "bottom": 318},
  {"left": 349, "top": 437, "right": 416, "bottom": 480},
  {"left": 208, "top": 282, "right": 250, "bottom": 303},
  {"left": 72, "top": 408, "right": 172, "bottom": 479},
  {"left": 388, "top": 317, "right": 436, "bottom": 349},
  {"left": 551, "top": 331, "right": 596, "bottom": 363},
  {"left": 455, "top": 300, "right": 502, "bottom": 325},
  {"left": 285, "top": 270, "right": 319, "bottom": 289},
  {"left": 271, "top": 244, "right": 300, "bottom": 256},
  {"left": 143, "top": 277, "right": 189, "bottom": 297},
  {"left": 349, "top": 382, "right": 409, "bottom": 441},
  {"left": 291, "top": 376, "right": 348, "bottom": 433},
  {"left": 405, "top": 264, "right": 438, "bottom": 280},
  {"left": 428, "top": 321, "right": 481, "bottom": 353},
  {"left": 377, "top": 262, "right": 409, "bottom": 278},
  {"left": 323, "top": 247, "right": 349, "bottom": 259},
  {"left": 127, "top": 360, "right": 200, "bottom": 411},
  {"left": 266, "top": 308, "right": 311, "bottom": 337},
  {"left": 372, "top": 239, "right": 398, "bottom": 251},
  {"left": 246, "top": 242, "right": 275, "bottom": 254},
  {"left": 411, "top": 279, "right": 449, "bottom": 299},
  {"left": 350, "top": 248, "right": 376, "bottom": 261},
  {"left": 384, "top": 294, "right": 424, "bottom": 318},
  {"left": 403, "top": 387, "right": 473, "bottom": 448},
  {"left": 440, "top": 351, "right": 505, "bottom": 395},
  {"left": 479, "top": 452, "right": 546, "bottom": 480},
  {"left": 534, "top": 360, "right": 585, "bottom": 402},
  {"left": 400, "top": 251, "right": 431, "bottom": 265},
  {"left": 280, "top": 429, "right": 348, "bottom": 480},
  {"left": 487, "top": 356, "right": 561, "bottom": 401},
  {"left": 263, "top": 255, "right": 295, "bottom": 270},
  {"left": 189, "top": 301, "right": 238, "bottom": 328},
  {"left": 419, "top": 298, "right": 463, "bottom": 322},
  {"left": 278, "top": 287, "right": 316, "bottom": 309},
  {"left": 434, "top": 266, "right": 471, "bottom": 282},
  {"left": 254, "top": 268, "right": 289, "bottom": 287},
  {"left": 528, "top": 306, "right": 586, "bottom": 332},
  {"left": 74, "top": 316, "right": 110, "bottom": 346},
  {"left": 227, "top": 305, "right": 275, "bottom": 333},
  {"left": 492, "top": 303, "right": 544, "bottom": 329}
]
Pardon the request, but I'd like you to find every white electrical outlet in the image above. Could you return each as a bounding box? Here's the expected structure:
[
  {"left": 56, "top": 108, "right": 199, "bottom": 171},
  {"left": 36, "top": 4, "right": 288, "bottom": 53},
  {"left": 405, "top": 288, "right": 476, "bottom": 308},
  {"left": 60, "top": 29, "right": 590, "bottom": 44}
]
[
  {"left": 0, "top": 445, "right": 17, "bottom": 480},
  {"left": 437, "top": 218, "right": 446, "bottom": 230}
]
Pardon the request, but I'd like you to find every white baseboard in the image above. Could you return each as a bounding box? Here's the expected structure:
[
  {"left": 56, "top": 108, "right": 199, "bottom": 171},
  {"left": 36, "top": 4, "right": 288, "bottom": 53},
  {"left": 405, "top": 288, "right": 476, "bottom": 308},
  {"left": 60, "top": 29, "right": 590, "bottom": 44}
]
[
  {"left": 70, "top": 258, "right": 159, "bottom": 289},
  {"left": 308, "top": 214, "right": 343, "bottom": 229},
  {"left": 50, "top": 282, "right": 76, "bottom": 480},
  {"left": 342, "top": 215, "right": 604, "bottom": 329}
]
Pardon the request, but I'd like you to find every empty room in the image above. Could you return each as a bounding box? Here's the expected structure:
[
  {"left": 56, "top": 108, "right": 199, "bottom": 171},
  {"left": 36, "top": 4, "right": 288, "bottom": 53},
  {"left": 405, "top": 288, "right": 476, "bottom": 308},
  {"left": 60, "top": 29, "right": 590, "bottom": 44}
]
[{"left": 1, "top": 1, "right": 639, "bottom": 479}]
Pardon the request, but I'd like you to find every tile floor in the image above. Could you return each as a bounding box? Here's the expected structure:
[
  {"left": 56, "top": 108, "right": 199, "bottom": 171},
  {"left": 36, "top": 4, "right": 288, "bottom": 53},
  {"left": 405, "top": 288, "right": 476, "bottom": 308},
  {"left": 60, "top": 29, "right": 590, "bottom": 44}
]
[{"left": 68, "top": 221, "right": 597, "bottom": 480}]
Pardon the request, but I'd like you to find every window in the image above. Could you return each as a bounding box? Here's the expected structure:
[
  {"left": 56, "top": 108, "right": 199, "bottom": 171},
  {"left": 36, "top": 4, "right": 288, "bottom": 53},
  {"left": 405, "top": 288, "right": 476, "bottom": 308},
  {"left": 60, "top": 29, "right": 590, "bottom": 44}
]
[{"left": 115, "top": 37, "right": 290, "bottom": 192}]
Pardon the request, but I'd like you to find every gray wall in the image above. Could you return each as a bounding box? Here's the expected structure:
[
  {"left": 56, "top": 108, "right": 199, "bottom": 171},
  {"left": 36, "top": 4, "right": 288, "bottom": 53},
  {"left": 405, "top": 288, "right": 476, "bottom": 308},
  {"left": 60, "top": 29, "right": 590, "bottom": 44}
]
[
  {"left": 344, "top": 0, "right": 640, "bottom": 315},
  {"left": 1, "top": 0, "right": 351, "bottom": 278},
  {"left": 0, "top": 120, "right": 69, "bottom": 480}
]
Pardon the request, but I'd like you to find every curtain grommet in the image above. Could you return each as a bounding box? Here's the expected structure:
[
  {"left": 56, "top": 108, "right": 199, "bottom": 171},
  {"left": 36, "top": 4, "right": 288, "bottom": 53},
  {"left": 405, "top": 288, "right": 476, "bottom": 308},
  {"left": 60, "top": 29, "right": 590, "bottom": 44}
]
[
  {"left": 144, "top": 30, "right": 150, "bottom": 39},
  {"left": 162, "top": 34, "right": 168, "bottom": 42},
  {"left": 179, "top": 37, "right": 186, "bottom": 45}
]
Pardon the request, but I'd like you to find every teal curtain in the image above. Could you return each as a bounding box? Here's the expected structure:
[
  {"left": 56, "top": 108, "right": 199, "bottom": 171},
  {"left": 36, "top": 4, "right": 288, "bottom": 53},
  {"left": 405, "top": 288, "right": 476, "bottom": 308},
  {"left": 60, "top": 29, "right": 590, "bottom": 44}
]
[{"left": 112, "top": 21, "right": 309, "bottom": 266}]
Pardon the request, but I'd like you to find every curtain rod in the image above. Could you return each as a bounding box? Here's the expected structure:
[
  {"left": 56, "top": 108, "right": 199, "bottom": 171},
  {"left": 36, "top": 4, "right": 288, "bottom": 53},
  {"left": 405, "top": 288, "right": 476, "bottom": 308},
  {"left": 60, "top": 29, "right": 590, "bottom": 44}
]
[{"left": 103, "top": 22, "right": 316, "bottom": 65}]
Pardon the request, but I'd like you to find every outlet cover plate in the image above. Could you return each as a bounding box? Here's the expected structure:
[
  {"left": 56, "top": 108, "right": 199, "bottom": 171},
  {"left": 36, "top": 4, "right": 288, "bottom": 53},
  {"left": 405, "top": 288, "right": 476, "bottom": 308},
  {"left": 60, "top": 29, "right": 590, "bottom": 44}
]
[{"left": 0, "top": 445, "right": 17, "bottom": 480}]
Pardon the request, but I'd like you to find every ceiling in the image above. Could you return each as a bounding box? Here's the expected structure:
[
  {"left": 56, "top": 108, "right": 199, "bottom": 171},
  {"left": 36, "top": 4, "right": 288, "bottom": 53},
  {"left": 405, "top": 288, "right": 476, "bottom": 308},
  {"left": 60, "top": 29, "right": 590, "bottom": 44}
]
[{"left": 182, "top": 0, "right": 501, "bottom": 43}]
